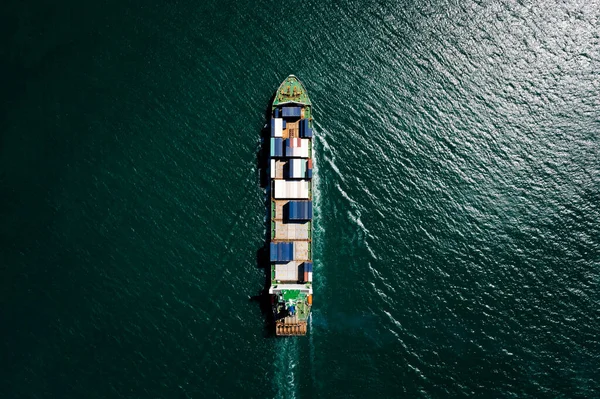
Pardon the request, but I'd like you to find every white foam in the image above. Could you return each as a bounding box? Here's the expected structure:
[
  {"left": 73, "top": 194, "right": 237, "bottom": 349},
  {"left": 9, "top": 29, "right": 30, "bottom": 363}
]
[{"left": 273, "top": 339, "right": 298, "bottom": 399}]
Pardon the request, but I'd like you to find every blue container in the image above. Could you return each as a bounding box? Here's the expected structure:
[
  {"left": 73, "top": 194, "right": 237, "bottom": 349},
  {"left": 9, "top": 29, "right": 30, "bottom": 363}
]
[
  {"left": 299, "top": 119, "right": 313, "bottom": 138},
  {"left": 307, "top": 169, "right": 312, "bottom": 179},
  {"left": 272, "top": 138, "right": 283, "bottom": 157},
  {"left": 282, "top": 106, "right": 301, "bottom": 118},
  {"left": 270, "top": 242, "right": 294, "bottom": 262},
  {"left": 286, "top": 202, "right": 295, "bottom": 220},
  {"left": 286, "top": 201, "right": 312, "bottom": 220},
  {"left": 300, "top": 119, "right": 308, "bottom": 134},
  {"left": 270, "top": 242, "right": 278, "bottom": 262},
  {"left": 283, "top": 139, "right": 291, "bottom": 157},
  {"left": 274, "top": 108, "right": 280, "bottom": 118},
  {"left": 283, "top": 120, "right": 287, "bottom": 129},
  {"left": 304, "top": 262, "right": 313, "bottom": 273}
]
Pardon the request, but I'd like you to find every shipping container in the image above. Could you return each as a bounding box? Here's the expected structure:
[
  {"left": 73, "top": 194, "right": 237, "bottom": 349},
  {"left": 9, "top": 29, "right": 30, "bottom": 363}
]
[
  {"left": 289, "top": 159, "right": 307, "bottom": 178},
  {"left": 269, "top": 242, "right": 277, "bottom": 262},
  {"left": 274, "top": 220, "right": 310, "bottom": 240},
  {"left": 286, "top": 201, "right": 313, "bottom": 220},
  {"left": 293, "top": 241, "right": 310, "bottom": 261},
  {"left": 271, "top": 118, "right": 283, "bottom": 137},
  {"left": 275, "top": 261, "right": 303, "bottom": 281},
  {"left": 271, "top": 137, "right": 283, "bottom": 157},
  {"left": 304, "top": 262, "right": 313, "bottom": 273},
  {"left": 274, "top": 180, "right": 310, "bottom": 199},
  {"left": 299, "top": 118, "right": 313, "bottom": 138},
  {"left": 284, "top": 138, "right": 310, "bottom": 158},
  {"left": 282, "top": 106, "right": 301, "bottom": 118},
  {"left": 270, "top": 242, "right": 294, "bottom": 262}
]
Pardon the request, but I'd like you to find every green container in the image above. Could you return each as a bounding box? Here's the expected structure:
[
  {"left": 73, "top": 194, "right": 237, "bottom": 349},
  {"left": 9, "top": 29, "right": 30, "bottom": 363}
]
[{"left": 270, "top": 138, "right": 275, "bottom": 157}]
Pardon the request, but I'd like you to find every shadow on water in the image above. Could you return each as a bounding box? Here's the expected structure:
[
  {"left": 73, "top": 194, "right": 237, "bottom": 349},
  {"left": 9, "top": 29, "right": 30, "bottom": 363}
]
[{"left": 249, "top": 92, "right": 277, "bottom": 337}]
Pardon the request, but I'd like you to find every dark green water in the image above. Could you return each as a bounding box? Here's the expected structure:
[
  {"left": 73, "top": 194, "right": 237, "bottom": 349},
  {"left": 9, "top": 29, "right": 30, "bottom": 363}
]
[{"left": 2, "top": 0, "right": 599, "bottom": 397}]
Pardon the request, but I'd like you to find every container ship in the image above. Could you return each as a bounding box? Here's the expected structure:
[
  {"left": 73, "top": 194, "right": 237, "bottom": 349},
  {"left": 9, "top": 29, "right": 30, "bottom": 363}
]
[{"left": 268, "top": 75, "right": 314, "bottom": 336}]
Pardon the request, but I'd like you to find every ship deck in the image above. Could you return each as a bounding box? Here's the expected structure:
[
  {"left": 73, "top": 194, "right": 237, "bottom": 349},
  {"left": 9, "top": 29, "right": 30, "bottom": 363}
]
[
  {"left": 269, "top": 75, "right": 314, "bottom": 336},
  {"left": 272, "top": 75, "right": 312, "bottom": 107},
  {"left": 276, "top": 290, "right": 310, "bottom": 321}
]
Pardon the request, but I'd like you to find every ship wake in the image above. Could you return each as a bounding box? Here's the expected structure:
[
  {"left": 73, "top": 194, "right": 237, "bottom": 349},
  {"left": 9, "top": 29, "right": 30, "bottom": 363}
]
[{"left": 273, "top": 338, "right": 299, "bottom": 399}]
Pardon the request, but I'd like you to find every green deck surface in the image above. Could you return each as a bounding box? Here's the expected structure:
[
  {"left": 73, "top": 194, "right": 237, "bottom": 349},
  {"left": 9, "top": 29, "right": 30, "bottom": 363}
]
[
  {"left": 280, "top": 290, "right": 310, "bottom": 321},
  {"left": 272, "top": 75, "right": 311, "bottom": 107}
]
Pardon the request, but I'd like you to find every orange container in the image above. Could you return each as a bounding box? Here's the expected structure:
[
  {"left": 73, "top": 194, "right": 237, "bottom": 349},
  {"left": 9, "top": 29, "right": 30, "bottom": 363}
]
[{"left": 307, "top": 295, "right": 312, "bottom": 305}]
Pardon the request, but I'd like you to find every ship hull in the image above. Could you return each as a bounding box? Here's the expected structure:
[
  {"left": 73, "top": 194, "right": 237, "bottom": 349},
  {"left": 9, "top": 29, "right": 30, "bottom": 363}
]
[{"left": 267, "top": 75, "right": 314, "bottom": 336}]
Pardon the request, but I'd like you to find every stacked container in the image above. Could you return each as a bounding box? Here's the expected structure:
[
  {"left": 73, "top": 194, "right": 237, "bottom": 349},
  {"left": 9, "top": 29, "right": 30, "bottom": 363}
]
[
  {"left": 275, "top": 261, "right": 302, "bottom": 281},
  {"left": 271, "top": 118, "right": 283, "bottom": 137},
  {"left": 270, "top": 138, "right": 283, "bottom": 157},
  {"left": 274, "top": 180, "right": 309, "bottom": 199},
  {"left": 289, "top": 159, "right": 307, "bottom": 178},
  {"left": 299, "top": 118, "right": 313, "bottom": 138},
  {"left": 282, "top": 106, "right": 301, "bottom": 118},
  {"left": 284, "top": 138, "right": 310, "bottom": 158},
  {"left": 270, "top": 242, "right": 294, "bottom": 262},
  {"left": 286, "top": 201, "right": 313, "bottom": 221},
  {"left": 303, "top": 262, "right": 313, "bottom": 282}
]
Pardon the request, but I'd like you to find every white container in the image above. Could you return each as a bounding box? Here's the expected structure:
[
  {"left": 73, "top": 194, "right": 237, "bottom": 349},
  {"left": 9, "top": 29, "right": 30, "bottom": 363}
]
[
  {"left": 289, "top": 159, "right": 305, "bottom": 178},
  {"left": 275, "top": 261, "right": 301, "bottom": 281},
  {"left": 285, "top": 138, "right": 310, "bottom": 158},
  {"left": 273, "top": 118, "right": 283, "bottom": 138},
  {"left": 274, "top": 180, "right": 309, "bottom": 199}
]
